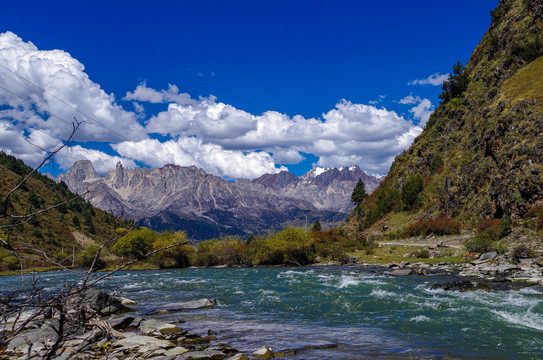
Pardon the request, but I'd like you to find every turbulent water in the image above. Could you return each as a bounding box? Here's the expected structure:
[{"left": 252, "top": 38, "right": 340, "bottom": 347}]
[{"left": 2, "top": 266, "right": 543, "bottom": 359}]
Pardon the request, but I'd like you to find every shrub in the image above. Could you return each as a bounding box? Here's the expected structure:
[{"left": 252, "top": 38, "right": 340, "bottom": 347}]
[
  {"left": 475, "top": 218, "right": 509, "bottom": 241},
  {"left": 195, "top": 239, "right": 221, "bottom": 267},
  {"left": 464, "top": 234, "right": 495, "bottom": 253},
  {"left": 152, "top": 231, "right": 194, "bottom": 268},
  {"left": 403, "top": 216, "right": 461, "bottom": 237},
  {"left": 77, "top": 244, "right": 106, "bottom": 271},
  {"left": 401, "top": 175, "right": 423, "bottom": 210},
  {"left": 511, "top": 244, "right": 536, "bottom": 264},
  {"left": 112, "top": 228, "right": 158, "bottom": 260},
  {"left": 213, "top": 237, "right": 252, "bottom": 267},
  {"left": 254, "top": 227, "right": 315, "bottom": 266},
  {"left": 2, "top": 255, "right": 20, "bottom": 270},
  {"left": 412, "top": 249, "right": 430, "bottom": 258}
]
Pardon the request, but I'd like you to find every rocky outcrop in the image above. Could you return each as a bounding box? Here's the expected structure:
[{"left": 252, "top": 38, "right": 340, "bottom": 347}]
[
  {"left": 252, "top": 165, "right": 380, "bottom": 213},
  {"left": 58, "top": 161, "right": 369, "bottom": 239}
]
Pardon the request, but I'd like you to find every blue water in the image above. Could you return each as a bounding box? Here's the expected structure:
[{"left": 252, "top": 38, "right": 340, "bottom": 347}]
[{"left": 2, "top": 266, "right": 543, "bottom": 359}]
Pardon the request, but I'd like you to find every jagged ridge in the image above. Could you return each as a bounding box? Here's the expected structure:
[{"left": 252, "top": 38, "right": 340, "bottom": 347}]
[{"left": 58, "top": 161, "right": 377, "bottom": 240}]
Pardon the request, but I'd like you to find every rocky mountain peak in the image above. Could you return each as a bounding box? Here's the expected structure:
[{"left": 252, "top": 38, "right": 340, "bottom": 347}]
[
  {"left": 68, "top": 159, "right": 99, "bottom": 181},
  {"left": 252, "top": 171, "right": 300, "bottom": 190}
]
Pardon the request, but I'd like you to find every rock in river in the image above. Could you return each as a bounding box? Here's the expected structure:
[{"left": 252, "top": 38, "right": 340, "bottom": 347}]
[
  {"left": 147, "top": 298, "right": 217, "bottom": 315},
  {"left": 431, "top": 280, "right": 490, "bottom": 292}
]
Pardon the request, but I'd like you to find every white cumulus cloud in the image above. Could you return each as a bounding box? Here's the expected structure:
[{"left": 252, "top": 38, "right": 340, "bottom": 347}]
[
  {"left": 55, "top": 146, "right": 137, "bottom": 175},
  {"left": 112, "top": 137, "right": 285, "bottom": 180},
  {"left": 408, "top": 73, "right": 449, "bottom": 86},
  {"left": 123, "top": 82, "right": 196, "bottom": 105},
  {"left": 0, "top": 31, "right": 146, "bottom": 143}
]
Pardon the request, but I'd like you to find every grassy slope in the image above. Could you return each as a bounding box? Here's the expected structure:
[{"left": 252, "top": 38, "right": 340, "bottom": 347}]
[
  {"left": 0, "top": 153, "right": 118, "bottom": 271},
  {"left": 350, "top": 0, "right": 543, "bottom": 237}
]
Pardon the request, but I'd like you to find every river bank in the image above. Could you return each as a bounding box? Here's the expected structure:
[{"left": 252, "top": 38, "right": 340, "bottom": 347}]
[{"left": 2, "top": 265, "right": 543, "bottom": 359}]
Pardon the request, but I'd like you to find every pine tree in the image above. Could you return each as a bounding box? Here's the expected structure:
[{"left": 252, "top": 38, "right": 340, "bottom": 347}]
[
  {"left": 351, "top": 179, "right": 368, "bottom": 205},
  {"left": 311, "top": 220, "right": 322, "bottom": 232}
]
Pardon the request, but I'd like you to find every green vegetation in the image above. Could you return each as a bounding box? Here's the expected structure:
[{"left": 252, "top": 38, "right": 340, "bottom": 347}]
[
  {"left": 0, "top": 151, "right": 123, "bottom": 272},
  {"left": 464, "top": 218, "right": 511, "bottom": 254},
  {"left": 403, "top": 216, "right": 461, "bottom": 237},
  {"left": 351, "top": 179, "right": 368, "bottom": 205},
  {"left": 350, "top": 0, "right": 543, "bottom": 241},
  {"left": 438, "top": 62, "right": 470, "bottom": 104},
  {"left": 152, "top": 231, "right": 193, "bottom": 268},
  {"left": 112, "top": 228, "right": 158, "bottom": 260},
  {"left": 401, "top": 175, "right": 423, "bottom": 210}
]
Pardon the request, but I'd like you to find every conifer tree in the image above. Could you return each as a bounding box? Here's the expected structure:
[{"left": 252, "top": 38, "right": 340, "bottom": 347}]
[{"left": 351, "top": 179, "right": 368, "bottom": 205}]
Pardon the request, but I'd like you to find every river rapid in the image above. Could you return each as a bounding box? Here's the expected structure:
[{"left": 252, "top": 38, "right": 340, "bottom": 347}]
[{"left": 2, "top": 266, "right": 543, "bottom": 359}]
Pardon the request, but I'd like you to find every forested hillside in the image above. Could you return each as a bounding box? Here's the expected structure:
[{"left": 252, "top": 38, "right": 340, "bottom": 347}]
[{"left": 0, "top": 152, "right": 119, "bottom": 270}]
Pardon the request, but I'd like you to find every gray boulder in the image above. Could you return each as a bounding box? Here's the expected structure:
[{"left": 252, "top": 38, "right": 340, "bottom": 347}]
[
  {"left": 66, "top": 287, "right": 128, "bottom": 316},
  {"left": 175, "top": 349, "right": 226, "bottom": 360},
  {"left": 147, "top": 298, "right": 217, "bottom": 315}
]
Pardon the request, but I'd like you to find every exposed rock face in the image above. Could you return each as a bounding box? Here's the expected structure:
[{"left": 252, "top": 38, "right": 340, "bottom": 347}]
[
  {"left": 252, "top": 165, "right": 380, "bottom": 212},
  {"left": 58, "top": 162, "right": 371, "bottom": 240}
]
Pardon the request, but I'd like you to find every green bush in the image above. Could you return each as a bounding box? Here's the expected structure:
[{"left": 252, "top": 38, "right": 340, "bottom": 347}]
[
  {"left": 464, "top": 234, "right": 495, "bottom": 253},
  {"left": 152, "top": 231, "right": 194, "bottom": 268},
  {"left": 511, "top": 244, "right": 536, "bottom": 263},
  {"left": 77, "top": 244, "right": 106, "bottom": 271},
  {"left": 401, "top": 175, "right": 423, "bottom": 210},
  {"left": 253, "top": 227, "right": 315, "bottom": 266},
  {"left": 412, "top": 249, "right": 430, "bottom": 258},
  {"left": 112, "top": 228, "right": 158, "bottom": 260},
  {"left": 195, "top": 239, "right": 221, "bottom": 267},
  {"left": 439, "top": 61, "right": 469, "bottom": 103},
  {"left": 2, "top": 255, "right": 20, "bottom": 270}
]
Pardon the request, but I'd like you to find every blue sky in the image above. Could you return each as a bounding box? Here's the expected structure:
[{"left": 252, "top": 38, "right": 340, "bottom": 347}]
[{"left": 0, "top": 0, "right": 498, "bottom": 179}]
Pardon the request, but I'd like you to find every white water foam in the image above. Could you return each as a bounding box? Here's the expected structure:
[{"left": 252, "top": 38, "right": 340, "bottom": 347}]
[
  {"left": 491, "top": 310, "right": 543, "bottom": 331},
  {"left": 370, "top": 289, "right": 397, "bottom": 298},
  {"left": 409, "top": 315, "right": 431, "bottom": 322},
  {"left": 338, "top": 275, "right": 362, "bottom": 288}
]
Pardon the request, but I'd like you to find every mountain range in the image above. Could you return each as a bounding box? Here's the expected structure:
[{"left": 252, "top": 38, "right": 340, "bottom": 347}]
[{"left": 58, "top": 161, "right": 379, "bottom": 240}]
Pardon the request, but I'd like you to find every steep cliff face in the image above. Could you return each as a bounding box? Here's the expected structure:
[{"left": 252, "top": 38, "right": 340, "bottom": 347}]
[
  {"left": 356, "top": 0, "right": 543, "bottom": 230},
  {"left": 253, "top": 165, "right": 380, "bottom": 213},
  {"left": 58, "top": 161, "right": 348, "bottom": 240}
]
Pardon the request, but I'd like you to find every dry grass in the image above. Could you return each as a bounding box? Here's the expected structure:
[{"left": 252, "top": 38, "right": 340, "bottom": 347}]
[
  {"left": 499, "top": 55, "right": 543, "bottom": 109},
  {"left": 348, "top": 244, "right": 465, "bottom": 265}
]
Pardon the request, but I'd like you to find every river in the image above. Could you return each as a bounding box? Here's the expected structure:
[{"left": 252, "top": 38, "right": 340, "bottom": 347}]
[{"left": 2, "top": 266, "right": 543, "bottom": 359}]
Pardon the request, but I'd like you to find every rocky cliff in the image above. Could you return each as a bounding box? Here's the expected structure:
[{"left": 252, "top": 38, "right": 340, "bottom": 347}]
[
  {"left": 58, "top": 162, "right": 377, "bottom": 240},
  {"left": 253, "top": 165, "right": 380, "bottom": 213},
  {"left": 355, "top": 0, "right": 543, "bottom": 231}
]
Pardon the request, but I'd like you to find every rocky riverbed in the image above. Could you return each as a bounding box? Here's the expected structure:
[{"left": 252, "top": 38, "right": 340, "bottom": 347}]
[{"left": 1, "top": 288, "right": 289, "bottom": 360}]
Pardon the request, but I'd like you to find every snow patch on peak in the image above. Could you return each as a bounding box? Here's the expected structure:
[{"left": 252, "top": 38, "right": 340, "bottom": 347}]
[{"left": 314, "top": 167, "right": 327, "bottom": 176}]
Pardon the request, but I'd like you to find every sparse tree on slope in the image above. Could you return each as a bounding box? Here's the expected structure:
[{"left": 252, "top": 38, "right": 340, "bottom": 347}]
[{"left": 351, "top": 179, "right": 368, "bottom": 205}]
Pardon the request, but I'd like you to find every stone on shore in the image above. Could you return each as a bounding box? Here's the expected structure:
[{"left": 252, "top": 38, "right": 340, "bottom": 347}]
[
  {"left": 140, "top": 318, "right": 184, "bottom": 336},
  {"left": 114, "top": 334, "right": 175, "bottom": 350},
  {"left": 66, "top": 287, "right": 128, "bottom": 316},
  {"left": 175, "top": 349, "right": 227, "bottom": 360},
  {"left": 251, "top": 346, "right": 275, "bottom": 359}
]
